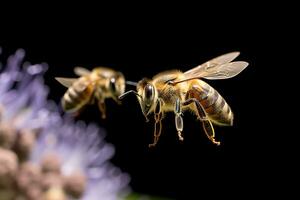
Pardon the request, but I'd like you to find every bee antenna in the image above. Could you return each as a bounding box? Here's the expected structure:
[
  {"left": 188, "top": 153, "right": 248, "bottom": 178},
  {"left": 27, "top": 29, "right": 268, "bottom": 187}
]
[
  {"left": 119, "top": 90, "right": 141, "bottom": 100},
  {"left": 126, "top": 81, "right": 138, "bottom": 86}
]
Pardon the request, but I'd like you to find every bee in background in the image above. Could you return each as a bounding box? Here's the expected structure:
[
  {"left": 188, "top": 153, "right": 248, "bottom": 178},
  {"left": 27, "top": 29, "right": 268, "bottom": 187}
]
[
  {"left": 56, "top": 67, "right": 133, "bottom": 119},
  {"left": 120, "top": 52, "right": 249, "bottom": 147}
]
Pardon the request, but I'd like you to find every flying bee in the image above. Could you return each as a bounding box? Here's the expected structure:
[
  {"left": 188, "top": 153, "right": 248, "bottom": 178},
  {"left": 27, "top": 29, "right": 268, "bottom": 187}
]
[
  {"left": 55, "top": 67, "right": 133, "bottom": 119},
  {"left": 120, "top": 52, "right": 249, "bottom": 147}
]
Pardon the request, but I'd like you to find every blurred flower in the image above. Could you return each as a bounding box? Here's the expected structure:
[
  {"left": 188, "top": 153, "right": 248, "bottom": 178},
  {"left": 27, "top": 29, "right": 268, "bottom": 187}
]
[{"left": 0, "top": 48, "right": 130, "bottom": 200}]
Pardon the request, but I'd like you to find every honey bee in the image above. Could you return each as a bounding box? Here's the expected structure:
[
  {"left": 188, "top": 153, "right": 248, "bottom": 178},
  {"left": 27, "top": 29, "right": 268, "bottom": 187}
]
[
  {"left": 120, "top": 52, "right": 249, "bottom": 147},
  {"left": 55, "top": 67, "right": 130, "bottom": 119}
]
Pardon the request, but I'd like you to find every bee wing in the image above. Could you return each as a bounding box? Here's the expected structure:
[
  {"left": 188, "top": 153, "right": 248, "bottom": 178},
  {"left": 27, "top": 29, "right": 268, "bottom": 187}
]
[
  {"left": 55, "top": 77, "right": 77, "bottom": 88},
  {"left": 184, "top": 52, "right": 241, "bottom": 76},
  {"left": 172, "top": 52, "right": 248, "bottom": 84},
  {"left": 74, "top": 67, "right": 91, "bottom": 76},
  {"left": 196, "top": 61, "right": 249, "bottom": 80}
]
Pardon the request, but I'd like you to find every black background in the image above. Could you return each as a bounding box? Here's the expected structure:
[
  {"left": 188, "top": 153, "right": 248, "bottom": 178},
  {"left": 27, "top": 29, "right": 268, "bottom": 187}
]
[{"left": 0, "top": 5, "right": 289, "bottom": 199}]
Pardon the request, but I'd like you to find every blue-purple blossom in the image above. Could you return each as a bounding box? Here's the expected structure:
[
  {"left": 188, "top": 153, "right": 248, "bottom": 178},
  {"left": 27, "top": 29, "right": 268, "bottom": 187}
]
[{"left": 0, "top": 48, "right": 130, "bottom": 200}]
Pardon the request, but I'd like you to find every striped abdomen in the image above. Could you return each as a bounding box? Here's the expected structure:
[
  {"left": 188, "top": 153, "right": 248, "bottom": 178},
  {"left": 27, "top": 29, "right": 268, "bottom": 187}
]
[
  {"left": 188, "top": 80, "right": 233, "bottom": 126},
  {"left": 62, "top": 77, "right": 94, "bottom": 112}
]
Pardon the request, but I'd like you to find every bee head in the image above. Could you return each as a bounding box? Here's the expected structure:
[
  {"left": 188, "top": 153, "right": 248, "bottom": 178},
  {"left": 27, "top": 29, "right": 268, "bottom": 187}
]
[
  {"left": 137, "top": 78, "right": 157, "bottom": 117},
  {"left": 109, "top": 72, "right": 125, "bottom": 101}
]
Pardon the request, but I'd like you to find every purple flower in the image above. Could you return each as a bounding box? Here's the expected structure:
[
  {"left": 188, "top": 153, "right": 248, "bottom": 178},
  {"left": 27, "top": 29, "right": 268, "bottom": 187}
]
[
  {"left": 31, "top": 119, "right": 130, "bottom": 200},
  {"left": 0, "top": 49, "right": 51, "bottom": 130},
  {"left": 0, "top": 48, "right": 130, "bottom": 200}
]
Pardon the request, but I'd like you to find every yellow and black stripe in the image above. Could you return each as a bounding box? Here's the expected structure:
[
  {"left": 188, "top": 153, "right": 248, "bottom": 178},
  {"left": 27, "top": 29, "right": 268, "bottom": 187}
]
[
  {"left": 189, "top": 80, "right": 233, "bottom": 126},
  {"left": 62, "top": 77, "right": 94, "bottom": 112}
]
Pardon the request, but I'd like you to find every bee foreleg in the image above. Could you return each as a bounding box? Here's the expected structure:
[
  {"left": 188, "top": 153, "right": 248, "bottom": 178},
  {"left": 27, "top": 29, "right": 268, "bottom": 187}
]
[
  {"left": 149, "top": 99, "right": 163, "bottom": 148},
  {"left": 174, "top": 98, "right": 184, "bottom": 141},
  {"left": 183, "top": 98, "right": 220, "bottom": 146}
]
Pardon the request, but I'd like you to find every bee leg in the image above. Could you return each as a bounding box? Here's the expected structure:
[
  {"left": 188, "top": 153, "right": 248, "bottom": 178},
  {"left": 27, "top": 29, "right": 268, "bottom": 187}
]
[
  {"left": 97, "top": 99, "right": 106, "bottom": 119},
  {"left": 174, "top": 98, "right": 184, "bottom": 141},
  {"left": 95, "top": 91, "right": 107, "bottom": 119},
  {"left": 89, "top": 94, "right": 96, "bottom": 105},
  {"left": 149, "top": 99, "right": 163, "bottom": 148},
  {"left": 183, "top": 98, "right": 220, "bottom": 146}
]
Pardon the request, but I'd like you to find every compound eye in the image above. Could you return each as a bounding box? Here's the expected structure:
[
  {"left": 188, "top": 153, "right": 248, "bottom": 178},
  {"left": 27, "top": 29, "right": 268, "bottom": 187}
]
[
  {"left": 144, "top": 84, "right": 154, "bottom": 106},
  {"left": 110, "top": 77, "right": 116, "bottom": 93}
]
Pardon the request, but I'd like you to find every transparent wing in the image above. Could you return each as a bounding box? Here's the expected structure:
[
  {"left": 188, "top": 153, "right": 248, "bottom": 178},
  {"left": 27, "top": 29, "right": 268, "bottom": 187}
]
[
  {"left": 172, "top": 52, "right": 248, "bottom": 84},
  {"left": 74, "top": 67, "right": 91, "bottom": 76},
  {"left": 199, "top": 61, "right": 248, "bottom": 80},
  {"left": 184, "top": 52, "right": 240, "bottom": 76},
  {"left": 55, "top": 77, "right": 77, "bottom": 88}
]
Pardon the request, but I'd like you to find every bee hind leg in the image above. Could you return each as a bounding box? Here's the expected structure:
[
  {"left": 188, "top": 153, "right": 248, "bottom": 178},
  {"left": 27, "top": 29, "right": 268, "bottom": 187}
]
[
  {"left": 149, "top": 99, "right": 163, "bottom": 148},
  {"left": 183, "top": 98, "right": 220, "bottom": 146}
]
